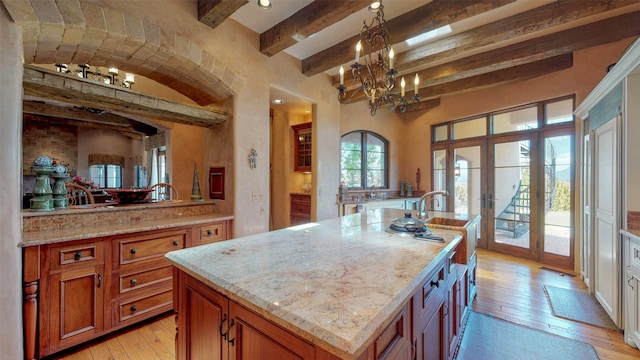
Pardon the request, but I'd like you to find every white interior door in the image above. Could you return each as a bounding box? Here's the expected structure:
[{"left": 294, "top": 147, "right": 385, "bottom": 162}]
[{"left": 594, "top": 116, "right": 620, "bottom": 326}]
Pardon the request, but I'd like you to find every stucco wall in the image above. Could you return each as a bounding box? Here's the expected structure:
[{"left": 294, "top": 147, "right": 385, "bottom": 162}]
[{"left": 0, "top": 3, "right": 24, "bottom": 358}]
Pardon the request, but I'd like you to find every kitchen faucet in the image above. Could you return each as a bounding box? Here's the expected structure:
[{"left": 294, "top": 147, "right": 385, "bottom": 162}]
[{"left": 417, "top": 190, "right": 449, "bottom": 217}]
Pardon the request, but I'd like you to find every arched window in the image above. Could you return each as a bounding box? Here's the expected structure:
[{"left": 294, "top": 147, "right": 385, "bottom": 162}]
[{"left": 341, "top": 131, "right": 388, "bottom": 189}]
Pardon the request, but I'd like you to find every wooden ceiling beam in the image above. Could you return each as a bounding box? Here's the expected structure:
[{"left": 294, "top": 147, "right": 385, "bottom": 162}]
[
  {"left": 341, "top": 54, "right": 574, "bottom": 104},
  {"left": 24, "top": 113, "right": 145, "bottom": 140},
  {"left": 23, "top": 100, "right": 159, "bottom": 136},
  {"left": 334, "top": 10, "right": 640, "bottom": 90},
  {"left": 260, "top": 0, "right": 370, "bottom": 57},
  {"left": 398, "top": 0, "right": 640, "bottom": 72},
  {"left": 199, "top": 0, "right": 248, "bottom": 30},
  {"left": 23, "top": 66, "right": 228, "bottom": 128},
  {"left": 302, "top": 0, "right": 514, "bottom": 77}
]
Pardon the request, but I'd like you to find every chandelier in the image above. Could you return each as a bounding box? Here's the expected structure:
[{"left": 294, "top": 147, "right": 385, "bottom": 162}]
[
  {"left": 337, "top": 0, "right": 420, "bottom": 116},
  {"left": 55, "top": 64, "right": 136, "bottom": 89}
]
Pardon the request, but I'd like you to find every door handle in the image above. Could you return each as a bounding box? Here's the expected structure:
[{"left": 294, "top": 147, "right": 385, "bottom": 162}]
[
  {"left": 482, "top": 194, "right": 486, "bottom": 209},
  {"left": 488, "top": 194, "right": 493, "bottom": 209}
]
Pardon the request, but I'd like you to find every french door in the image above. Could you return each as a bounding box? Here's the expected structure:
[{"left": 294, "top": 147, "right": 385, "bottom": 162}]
[{"left": 436, "top": 130, "right": 574, "bottom": 269}]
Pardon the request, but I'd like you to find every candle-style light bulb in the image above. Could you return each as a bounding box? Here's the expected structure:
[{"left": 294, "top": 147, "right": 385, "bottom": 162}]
[
  {"left": 414, "top": 74, "right": 420, "bottom": 94},
  {"left": 355, "top": 41, "right": 362, "bottom": 64},
  {"left": 389, "top": 48, "right": 394, "bottom": 70},
  {"left": 401, "top": 77, "right": 405, "bottom": 97},
  {"left": 339, "top": 66, "right": 344, "bottom": 86}
]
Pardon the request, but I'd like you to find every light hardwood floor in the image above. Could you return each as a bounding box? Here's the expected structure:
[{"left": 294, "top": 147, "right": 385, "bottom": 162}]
[{"left": 51, "top": 249, "right": 639, "bottom": 360}]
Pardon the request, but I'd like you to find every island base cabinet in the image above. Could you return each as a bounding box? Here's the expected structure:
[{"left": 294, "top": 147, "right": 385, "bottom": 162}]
[{"left": 175, "top": 270, "right": 316, "bottom": 360}]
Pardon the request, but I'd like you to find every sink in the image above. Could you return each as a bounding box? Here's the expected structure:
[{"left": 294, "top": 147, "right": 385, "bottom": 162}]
[{"left": 424, "top": 217, "right": 469, "bottom": 227}]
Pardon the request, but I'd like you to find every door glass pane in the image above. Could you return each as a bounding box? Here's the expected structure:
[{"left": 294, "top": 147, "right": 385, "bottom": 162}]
[
  {"left": 366, "top": 135, "right": 386, "bottom": 188},
  {"left": 546, "top": 99, "right": 574, "bottom": 125},
  {"left": 433, "top": 125, "right": 448, "bottom": 142},
  {"left": 454, "top": 146, "right": 481, "bottom": 215},
  {"left": 494, "top": 140, "right": 531, "bottom": 248},
  {"left": 492, "top": 106, "right": 538, "bottom": 134},
  {"left": 341, "top": 132, "right": 362, "bottom": 188},
  {"left": 432, "top": 149, "right": 447, "bottom": 210},
  {"left": 544, "top": 135, "right": 572, "bottom": 256},
  {"left": 453, "top": 117, "right": 486, "bottom": 140}
]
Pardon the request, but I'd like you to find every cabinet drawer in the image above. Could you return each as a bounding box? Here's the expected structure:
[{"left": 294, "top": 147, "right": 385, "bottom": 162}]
[
  {"left": 291, "top": 202, "right": 311, "bottom": 215},
  {"left": 374, "top": 302, "right": 411, "bottom": 360},
  {"left": 117, "top": 265, "right": 173, "bottom": 295},
  {"left": 291, "top": 194, "right": 311, "bottom": 205},
  {"left": 415, "top": 264, "right": 445, "bottom": 318},
  {"left": 115, "top": 289, "right": 173, "bottom": 325},
  {"left": 196, "top": 222, "right": 227, "bottom": 245},
  {"left": 50, "top": 241, "right": 104, "bottom": 271},
  {"left": 115, "top": 230, "right": 187, "bottom": 267}
]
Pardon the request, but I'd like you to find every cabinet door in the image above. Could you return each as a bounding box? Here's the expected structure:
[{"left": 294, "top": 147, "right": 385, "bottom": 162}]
[
  {"left": 228, "top": 301, "right": 315, "bottom": 360},
  {"left": 418, "top": 295, "right": 446, "bottom": 360},
  {"left": 445, "top": 275, "right": 459, "bottom": 360},
  {"left": 48, "top": 265, "right": 104, "bottom": 353},
  {"left": 179, "top": 274, "right": 228, "bottom": 360}
]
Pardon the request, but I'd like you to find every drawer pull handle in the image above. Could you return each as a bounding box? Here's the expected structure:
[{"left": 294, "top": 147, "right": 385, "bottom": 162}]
[
  {"left": 130, "top": 305, "right": 137, "bottom": 312},
  {"left": 130, "top": 248, "right": 137, "bottom": 254},
  {"left": 219, "top": 314, "right": 228, "bottom": 340},
  {"left": 130, "top": 279, "right": 138, "bottom": 286},
  {"left": 430, "top": 279, "right": 441, "bottom": 288},
  {"left": 227, "top": 319, "right": 236, "bottom": 345},
  {"left": 173, "top": 241, "right": 179, "bottom": 246},
  {"left": 74, "top": 252, "right": 82, "bottom": 261},
  {"left": 97, "top": 274, "right": 102, "bottom": 288},
  {"left": 207, "top": 230, "right": 212, "bottom": 236}
]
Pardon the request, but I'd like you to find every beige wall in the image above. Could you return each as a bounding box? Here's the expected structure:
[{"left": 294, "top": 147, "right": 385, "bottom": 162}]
[
  {"left": 625, "top": 71, "right": 640, "bottom": 213},
  {"left": 0, "top": 3, "right": 24, "bottom": 358}
]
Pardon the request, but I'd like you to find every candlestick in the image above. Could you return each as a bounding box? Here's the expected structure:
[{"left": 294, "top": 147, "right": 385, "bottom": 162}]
[
  {"left": 355, "top": 41, "right": 362, "bottom": 64},
  {"left": 389, "top": 48, "right": 394, "bottom": 70},
  {"left": 401, "top": 77, "right": 405, "bottom": 97},
  {"left": 414, "top": 74, "right": 419, "bottom": 94},
  {"left": 339, "top": 66, "right": 344, "bottom": 85}
]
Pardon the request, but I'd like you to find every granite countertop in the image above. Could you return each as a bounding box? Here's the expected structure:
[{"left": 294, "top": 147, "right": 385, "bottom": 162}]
[{"left": 165, "top": 208, "right": 463, "bottom": 359}]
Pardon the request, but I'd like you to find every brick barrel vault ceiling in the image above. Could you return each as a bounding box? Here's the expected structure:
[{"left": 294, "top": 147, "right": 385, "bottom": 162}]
[{"left": 1, "top": 0, "right": 243, "bottom": 106}]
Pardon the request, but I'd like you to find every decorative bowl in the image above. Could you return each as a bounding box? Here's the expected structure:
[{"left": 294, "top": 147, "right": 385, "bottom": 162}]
[{"left": 105, "top": 188, "right": 153, "bottom": 204}]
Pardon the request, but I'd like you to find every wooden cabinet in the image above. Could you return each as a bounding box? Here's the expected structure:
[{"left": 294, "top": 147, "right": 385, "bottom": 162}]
[
  {"left": 373, "top": 301, "right": 412, "bottom": 360},
  {"left": 292, "top": 122, "right": 312, "bottom": 172},
  {"left": 624, "top": 231, "right": 640, "bottom": 348},
  {"left": 42, "top": 240, "right": 105, "bottom": 356},
  {"left": 290, "top": 194, "right": 311, "bottom": 225},
  {"left": 23, "top": 219, "right": 232, "bottom": 359},
  {"left": 175, "top": 270, "right": 316, "bottom": 360}
]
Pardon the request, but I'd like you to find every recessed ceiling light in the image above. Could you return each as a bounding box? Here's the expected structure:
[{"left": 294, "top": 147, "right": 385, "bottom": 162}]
[
  {"left": 272, "top": 99, "right": 285, "bottom": 104},
  {"left": 257, "top": 0, "right": 272, "bottom": 10}
]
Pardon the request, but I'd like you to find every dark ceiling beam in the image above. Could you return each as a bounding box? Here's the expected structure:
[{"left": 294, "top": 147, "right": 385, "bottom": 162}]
[
  {"left": 397, "top": 0, "right": 640, "bottom": 72},
  {"left": 334, "top": 10, "right": 640, "bottom": 90},
  {"left": 341, "top": 54, "right": 574, "bottom": 104},
  {"left": 198, "top": 0, "right": 248, "bottom": 30},
  {"left": 24, "top": 113, "right": 146, "bottom": 140},
  {"left": 301, "top": 0, "right": 515, "bottom": 77},
  {"left": 260, "top": 0, "right": 370, "bottom": 57}
]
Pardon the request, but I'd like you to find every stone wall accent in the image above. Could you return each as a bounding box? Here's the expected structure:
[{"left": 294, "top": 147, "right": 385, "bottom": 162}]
[
  {"left": 22, "top": 117, "right": 78, "bottom": 175},
  {"left": 2, "top": 0, "right": 243, "bottom": 106}
]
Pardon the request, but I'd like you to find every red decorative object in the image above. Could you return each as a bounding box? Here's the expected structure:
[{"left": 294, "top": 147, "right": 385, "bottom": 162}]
[{"left": 209, "top": 167, "right": 225, "bottom": 200}]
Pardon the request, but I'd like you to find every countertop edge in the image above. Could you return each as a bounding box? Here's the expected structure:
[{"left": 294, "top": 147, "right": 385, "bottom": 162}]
[{"left": 19, "top": 214, "right": 235, "bottom": 247}]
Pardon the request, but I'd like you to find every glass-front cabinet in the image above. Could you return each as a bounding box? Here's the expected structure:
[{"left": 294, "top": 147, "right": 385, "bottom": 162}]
[{"left": 292, "top": 123, "right": 312, "bottom": 172}]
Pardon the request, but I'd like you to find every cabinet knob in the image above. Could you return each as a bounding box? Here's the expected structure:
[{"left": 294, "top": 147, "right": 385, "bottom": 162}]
[
  {"left": 130, "top": 305, "right": 137, "bottom": 312},
  {"left": 130, "top": 279, "right": 138, "bottom": 286},
  {"left": 130, "top": 248, "right": 137, "bottom": 254},
  {"left": 74, "top": 252, "right": 82, "bottom": 261},
  {"left": 206, "top": 230, "right": 212, "bottom": 236},
  {"left": 430, "top": 279, "right": 441, "bottom": 288},
  {"left": 173, "top": 241, "right": 179, "bottom": 246}
]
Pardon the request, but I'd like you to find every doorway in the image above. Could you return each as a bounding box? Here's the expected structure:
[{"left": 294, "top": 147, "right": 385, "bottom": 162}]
[{"left": 431, "top": 97, "right": 575, "bottom": 269}]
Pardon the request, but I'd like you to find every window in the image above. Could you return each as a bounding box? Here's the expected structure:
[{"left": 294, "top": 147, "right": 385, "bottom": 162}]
[
  {"left": 341, "top": 131, "right": 388, "bottom": 189},
  {"left": 89, "top": 164, "right": 122, "bottom": 188}
]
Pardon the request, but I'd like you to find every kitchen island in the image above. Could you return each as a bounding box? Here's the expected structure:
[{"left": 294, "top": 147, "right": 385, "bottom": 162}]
[{"left": 166, "top": 208, "right": 471, "bottom": 360}]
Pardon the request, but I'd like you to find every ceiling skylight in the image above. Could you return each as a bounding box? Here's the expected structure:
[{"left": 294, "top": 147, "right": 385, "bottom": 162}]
[{"left": 405, "top": 25, "right": 452, "bottom": 47}]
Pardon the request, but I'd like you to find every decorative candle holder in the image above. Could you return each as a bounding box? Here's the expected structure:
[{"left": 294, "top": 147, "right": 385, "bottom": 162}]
[
  {"left": 30, "top": 166, "right": 55, "bottom": 212},
  {"left": 51, "top": 172, "right": 70, "bottom": 210}
]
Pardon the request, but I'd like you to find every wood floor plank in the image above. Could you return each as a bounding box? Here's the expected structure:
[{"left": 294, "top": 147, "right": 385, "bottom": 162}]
[{"left": 116, "top": 325, "right": 162, "bottom": 360}]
